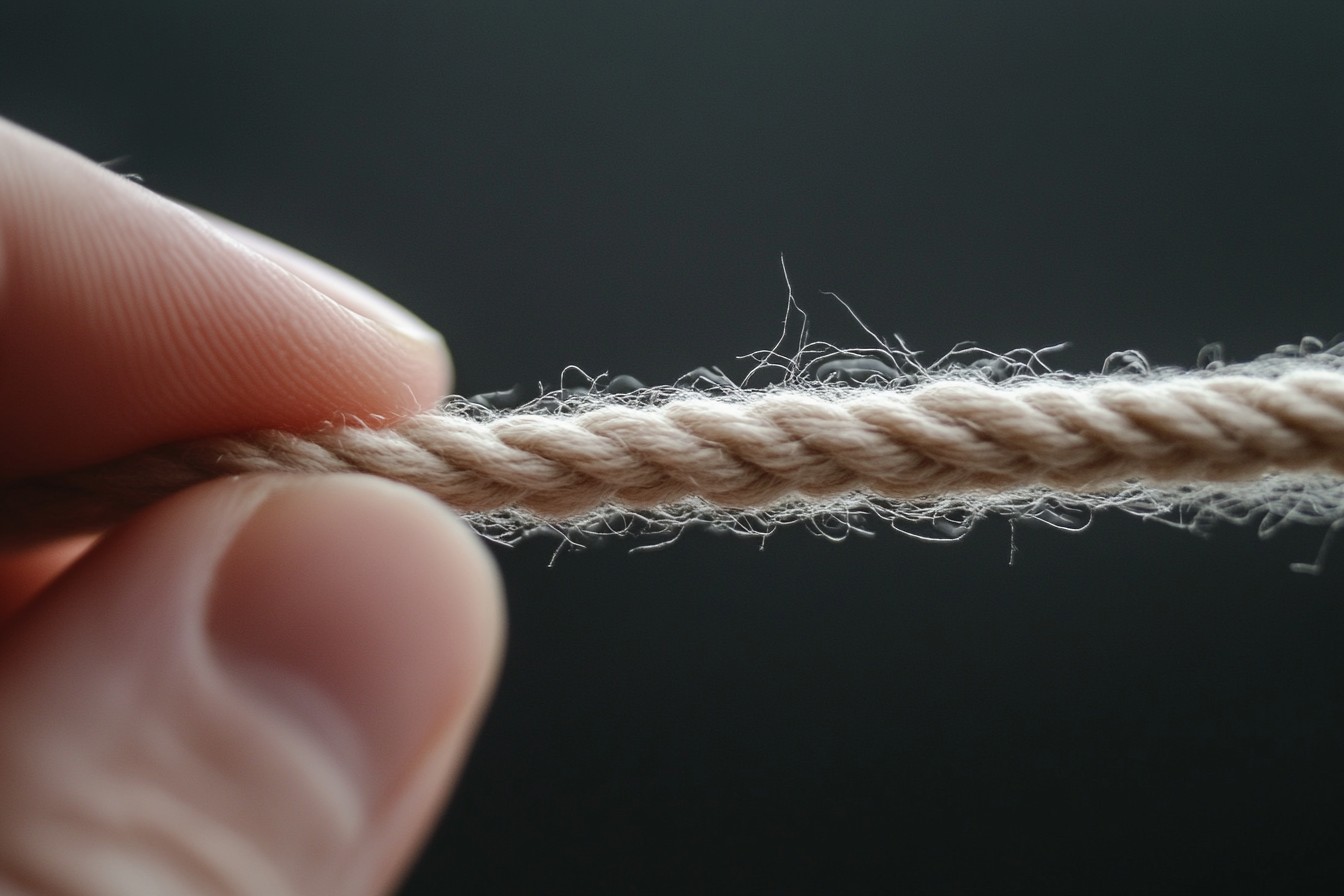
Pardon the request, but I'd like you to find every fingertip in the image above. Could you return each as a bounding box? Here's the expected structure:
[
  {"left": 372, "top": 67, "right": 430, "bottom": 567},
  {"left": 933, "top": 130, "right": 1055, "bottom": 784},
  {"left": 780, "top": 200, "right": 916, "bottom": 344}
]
[
  {"left": 0, "top": 473, "right": 504, "bottom": 893},
  {"left": 205, "top": 475, "right": 504, "bottom": 888},
  {"left": 0, "top": 118, "right": 452, "bottom": 476}
]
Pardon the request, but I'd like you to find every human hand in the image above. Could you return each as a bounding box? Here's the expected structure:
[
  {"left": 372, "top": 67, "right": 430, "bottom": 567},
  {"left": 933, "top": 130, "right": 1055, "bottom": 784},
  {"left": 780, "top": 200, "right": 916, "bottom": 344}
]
[{"left": 0, "top": 118, "right": 504, "bottom": 895}]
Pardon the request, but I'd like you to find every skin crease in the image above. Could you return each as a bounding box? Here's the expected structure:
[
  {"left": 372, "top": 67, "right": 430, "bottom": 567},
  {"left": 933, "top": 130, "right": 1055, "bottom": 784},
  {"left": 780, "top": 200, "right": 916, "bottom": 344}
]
[{"left": 0, "top": 118, "right": 505, "bottom": 894}]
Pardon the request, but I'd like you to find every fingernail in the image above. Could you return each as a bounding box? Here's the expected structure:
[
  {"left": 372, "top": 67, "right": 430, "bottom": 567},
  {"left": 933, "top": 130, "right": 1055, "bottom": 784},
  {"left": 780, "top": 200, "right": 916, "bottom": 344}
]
[{"left": 207, "top": 475, "right": 503, "bottom": 801}]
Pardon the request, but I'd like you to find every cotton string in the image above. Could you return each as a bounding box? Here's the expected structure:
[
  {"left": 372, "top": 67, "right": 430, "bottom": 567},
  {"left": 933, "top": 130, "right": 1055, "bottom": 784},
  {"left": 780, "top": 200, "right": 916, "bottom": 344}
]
[{"left": 4, "top": 359, "right": 1344, "bottom": 549}]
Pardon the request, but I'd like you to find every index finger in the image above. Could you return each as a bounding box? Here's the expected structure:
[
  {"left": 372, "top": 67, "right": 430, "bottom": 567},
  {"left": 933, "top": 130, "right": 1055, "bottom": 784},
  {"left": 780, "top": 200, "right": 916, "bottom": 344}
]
[{"left": 0, "top": 118, "right": 450, "bottom": 480}]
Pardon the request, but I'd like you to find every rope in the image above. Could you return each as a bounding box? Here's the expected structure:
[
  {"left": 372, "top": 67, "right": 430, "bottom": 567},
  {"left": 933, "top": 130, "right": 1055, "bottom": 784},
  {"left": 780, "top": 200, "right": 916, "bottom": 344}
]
[{"left": 4, "top": 366, "right": 1344, "bottom": 547}]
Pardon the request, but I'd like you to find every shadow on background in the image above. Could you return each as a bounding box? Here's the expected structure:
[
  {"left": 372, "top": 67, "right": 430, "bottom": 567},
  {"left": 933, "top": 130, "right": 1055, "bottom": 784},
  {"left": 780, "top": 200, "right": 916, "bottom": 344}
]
[{"left": 3, "top": 2, "right": 1342, "bottom": 892}]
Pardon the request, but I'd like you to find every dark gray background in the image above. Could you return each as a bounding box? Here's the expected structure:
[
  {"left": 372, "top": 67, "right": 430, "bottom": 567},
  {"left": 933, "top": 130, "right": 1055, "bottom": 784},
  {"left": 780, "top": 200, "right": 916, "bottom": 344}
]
[{"left": 3, "top": 2, "right": 1343, "bottom": 892}]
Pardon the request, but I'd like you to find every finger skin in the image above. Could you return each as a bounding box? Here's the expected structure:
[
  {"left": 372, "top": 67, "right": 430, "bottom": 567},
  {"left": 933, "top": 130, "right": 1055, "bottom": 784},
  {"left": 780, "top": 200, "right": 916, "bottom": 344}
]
[
  {"left": 0, "top": 474, "right": 504, "bottom": 896},
  {"left": 0, "top": 117, "right": 450, "bottom": 479},
  {"left": 0, "top": 121, "right": 500, "bottom": 895},
  {"left": 0, "top": 536, "right": 96, "bottom": 625}
]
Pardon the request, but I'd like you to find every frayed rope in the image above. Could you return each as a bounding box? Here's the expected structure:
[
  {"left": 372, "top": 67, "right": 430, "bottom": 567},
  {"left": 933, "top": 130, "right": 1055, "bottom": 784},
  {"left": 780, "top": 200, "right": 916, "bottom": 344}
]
[{"left": 4, "top": 331, "right": 1344, "bottom": 570}]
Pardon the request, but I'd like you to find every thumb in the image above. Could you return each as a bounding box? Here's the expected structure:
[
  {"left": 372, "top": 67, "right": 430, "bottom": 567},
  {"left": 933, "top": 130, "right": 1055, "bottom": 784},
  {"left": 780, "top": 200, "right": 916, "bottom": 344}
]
[{"left": 0, "top": 475, "right": 504, "bottom": 895}]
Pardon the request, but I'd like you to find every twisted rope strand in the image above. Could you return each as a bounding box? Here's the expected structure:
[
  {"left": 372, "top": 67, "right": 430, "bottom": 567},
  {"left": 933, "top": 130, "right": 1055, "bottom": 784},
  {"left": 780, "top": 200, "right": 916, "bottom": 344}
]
[{"left": 4, "top": 368, "right": 1344, "bottom": 547}]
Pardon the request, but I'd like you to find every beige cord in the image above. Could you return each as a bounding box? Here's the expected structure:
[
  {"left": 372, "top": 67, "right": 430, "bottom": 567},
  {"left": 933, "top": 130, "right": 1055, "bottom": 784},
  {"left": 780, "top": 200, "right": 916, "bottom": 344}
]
[{"left": 4, "top": 366, "right": 1344, "bottom": 548}]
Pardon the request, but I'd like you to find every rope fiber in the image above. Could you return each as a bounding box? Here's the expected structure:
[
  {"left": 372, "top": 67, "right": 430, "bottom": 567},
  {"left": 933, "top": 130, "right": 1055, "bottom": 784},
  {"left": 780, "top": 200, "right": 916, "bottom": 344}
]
[{"left": 5, "top": 346, "right": 1344, "bottom": 550}]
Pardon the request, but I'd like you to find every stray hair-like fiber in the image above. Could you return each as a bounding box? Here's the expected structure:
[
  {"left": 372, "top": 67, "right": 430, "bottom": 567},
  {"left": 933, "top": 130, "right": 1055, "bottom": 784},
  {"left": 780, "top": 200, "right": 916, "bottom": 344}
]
[{"left": 3, "top": 263, "right": 1343, "bottom": 572}]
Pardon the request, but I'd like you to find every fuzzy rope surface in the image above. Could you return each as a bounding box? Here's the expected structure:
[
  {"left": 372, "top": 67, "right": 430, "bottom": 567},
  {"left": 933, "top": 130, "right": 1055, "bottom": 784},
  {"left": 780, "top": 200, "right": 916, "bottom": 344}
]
[{"left": 4, "top": 361, "right": 1344, "bottom": 548}]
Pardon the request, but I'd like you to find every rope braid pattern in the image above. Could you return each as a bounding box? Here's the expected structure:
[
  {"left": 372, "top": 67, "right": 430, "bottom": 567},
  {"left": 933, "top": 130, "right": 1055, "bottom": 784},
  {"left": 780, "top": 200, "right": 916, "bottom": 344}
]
[{"left": 4, "top": 363, "right": 1344, "bottom": 548}]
